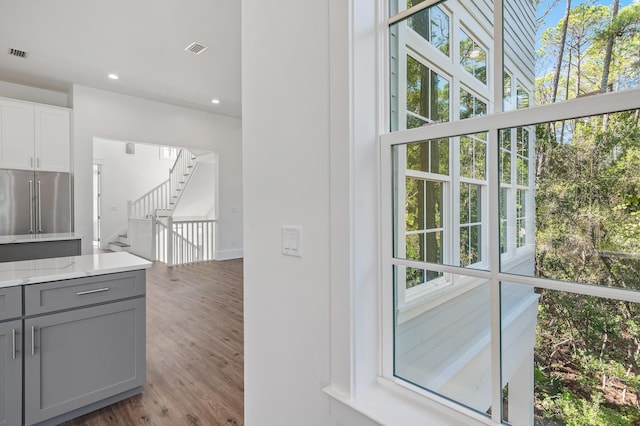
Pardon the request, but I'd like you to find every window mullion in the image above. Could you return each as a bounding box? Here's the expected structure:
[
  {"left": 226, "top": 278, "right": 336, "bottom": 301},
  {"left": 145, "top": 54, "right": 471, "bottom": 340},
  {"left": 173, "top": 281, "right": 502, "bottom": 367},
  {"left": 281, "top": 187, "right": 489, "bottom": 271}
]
[{"left": 490, "top": 0, "right": 504, "bottom": 420}]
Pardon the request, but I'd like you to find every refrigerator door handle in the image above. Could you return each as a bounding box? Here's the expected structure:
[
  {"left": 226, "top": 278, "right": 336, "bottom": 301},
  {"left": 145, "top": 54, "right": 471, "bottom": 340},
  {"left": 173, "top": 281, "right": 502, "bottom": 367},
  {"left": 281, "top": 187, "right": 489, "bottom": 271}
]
[
  {"left": 28, "top": 180, "right": 34, "bottom": 233},
  {"left": 37, "top": 180, "right": 43, "bottom": 233}
]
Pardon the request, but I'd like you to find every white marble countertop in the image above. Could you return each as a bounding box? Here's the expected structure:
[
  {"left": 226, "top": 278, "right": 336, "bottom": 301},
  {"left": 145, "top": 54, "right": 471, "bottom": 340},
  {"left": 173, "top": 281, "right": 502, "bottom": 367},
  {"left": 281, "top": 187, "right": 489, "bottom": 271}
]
[
  {"left": 0, "top": 232, "right": 82, "bottom": 245},
  {"left": 0, "top": 252, "right": 152, "bottom": 288}
]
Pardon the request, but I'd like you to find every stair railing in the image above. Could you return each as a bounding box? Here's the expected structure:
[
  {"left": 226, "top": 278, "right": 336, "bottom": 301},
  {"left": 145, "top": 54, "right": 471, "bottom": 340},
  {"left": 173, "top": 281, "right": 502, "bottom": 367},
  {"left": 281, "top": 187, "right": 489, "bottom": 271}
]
[
  {"left": 154, "top": 216, "right": 216, "bottom": 266},
  {"left": 127, "top": 149, "right": 196, "bottom": 219},
  {"left": 128, "top": 180, "right": 170, "bottom": 218},
  {"left": 169, "top": 149, "right": 196, "bottom": 210}
]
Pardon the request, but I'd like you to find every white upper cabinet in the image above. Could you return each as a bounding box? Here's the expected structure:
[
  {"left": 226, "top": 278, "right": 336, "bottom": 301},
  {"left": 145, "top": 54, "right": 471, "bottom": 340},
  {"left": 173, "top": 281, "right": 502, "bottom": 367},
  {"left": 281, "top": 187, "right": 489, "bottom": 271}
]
[
  {"left": 0, "top": 99, "right": 35, "bottom": 170},
  {"left": 0, "top": 98, "right": 70, "bottom": 172},
  {"left": 34, "top": 105, "right": 70, "bottom": 172}
]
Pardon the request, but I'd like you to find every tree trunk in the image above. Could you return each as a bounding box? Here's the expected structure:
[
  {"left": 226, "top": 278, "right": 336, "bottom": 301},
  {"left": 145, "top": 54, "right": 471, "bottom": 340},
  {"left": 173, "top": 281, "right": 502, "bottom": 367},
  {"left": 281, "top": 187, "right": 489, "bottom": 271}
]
[
  {"left": 552, "top": 0, "right": 572, "bottom": 103},
  {"left": 601, "top": 0, "right": 620, "bottom": 132},
  {"left": 600, "top": 0, "right": 620, "bottom": 91}
]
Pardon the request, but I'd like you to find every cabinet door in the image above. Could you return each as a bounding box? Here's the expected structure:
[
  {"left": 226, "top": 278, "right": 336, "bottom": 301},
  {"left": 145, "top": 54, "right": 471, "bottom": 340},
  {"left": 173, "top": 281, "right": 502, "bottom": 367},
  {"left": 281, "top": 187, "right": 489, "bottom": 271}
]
[
  {"left": 24, "top": 298, "right": 146, "bottom": 426},
  {"left": 0, "top": 100, "right": 34, "bottom": 170},
  {"left": 0, "top": 320, "right": 22, "bottom": 426},
  {"left": 34, "top": 106, "right": 70, "bottom": 172}
]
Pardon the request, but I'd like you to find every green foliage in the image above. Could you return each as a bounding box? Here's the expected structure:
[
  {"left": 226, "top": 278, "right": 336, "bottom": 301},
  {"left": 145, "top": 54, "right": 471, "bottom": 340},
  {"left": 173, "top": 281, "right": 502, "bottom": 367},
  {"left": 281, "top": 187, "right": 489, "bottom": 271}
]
[{"left": 533, "top": 2, "right": 640, "bottom": 423}]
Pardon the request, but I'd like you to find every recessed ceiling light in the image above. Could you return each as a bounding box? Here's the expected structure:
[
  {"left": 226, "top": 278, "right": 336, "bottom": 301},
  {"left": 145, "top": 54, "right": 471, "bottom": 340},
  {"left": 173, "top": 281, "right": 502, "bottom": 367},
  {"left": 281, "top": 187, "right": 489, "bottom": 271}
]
[
  {"left": 108, "top": 74, "right": 119, "bottom": 80},
  {"left": 211, "top": 99, "right": 220, "bottom": 104}
]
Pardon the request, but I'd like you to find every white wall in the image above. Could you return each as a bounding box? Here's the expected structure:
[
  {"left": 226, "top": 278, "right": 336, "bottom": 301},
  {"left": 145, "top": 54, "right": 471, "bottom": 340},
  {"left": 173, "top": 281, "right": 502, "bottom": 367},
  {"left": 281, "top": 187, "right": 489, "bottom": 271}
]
[
  {"left": 242, "top": 0, "right": 332, "bottom": 424},
  {"left": 243, "top": 0, "right": 470, "bottom": 424},
  {"left": 93, "top": 138, "right": 176, "bottom": 245},
  {"left": 72, "top": 85, "right": 242, "bottom": 258},
  {"left": 171, "top": 162, "right": 217, "bottom": 219},
  {"left": 0, "top": 80, "right": 69, "bottom": 107}
]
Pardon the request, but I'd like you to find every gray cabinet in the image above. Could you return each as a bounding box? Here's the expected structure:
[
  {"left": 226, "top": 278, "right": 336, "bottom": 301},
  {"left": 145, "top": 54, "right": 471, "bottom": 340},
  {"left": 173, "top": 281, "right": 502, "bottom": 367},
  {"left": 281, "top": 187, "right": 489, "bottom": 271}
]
[
  {"left": 0, "top": 320, "right": 22, "bottom": 426},
  {"left": 20, "top": 269, "right": 146, "bottom": 426},
  {"left": 24, "top": 298, "right": 145, "bottom": 426}
]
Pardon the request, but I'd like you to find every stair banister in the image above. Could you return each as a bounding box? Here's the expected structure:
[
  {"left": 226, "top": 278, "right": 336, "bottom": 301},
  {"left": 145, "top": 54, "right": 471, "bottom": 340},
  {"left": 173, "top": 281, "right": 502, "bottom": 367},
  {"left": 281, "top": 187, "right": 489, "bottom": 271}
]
[{"left": 167, "top": 216, "right": 174, "bottom": 267}]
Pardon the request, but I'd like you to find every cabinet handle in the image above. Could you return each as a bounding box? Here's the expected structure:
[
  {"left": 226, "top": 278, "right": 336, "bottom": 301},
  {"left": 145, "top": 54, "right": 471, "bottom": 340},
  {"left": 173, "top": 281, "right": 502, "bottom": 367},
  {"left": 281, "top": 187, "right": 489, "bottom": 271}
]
[
  {"left": 76, "top": 287, "right": 110, "bottom": 295},
  {"left": 28, "top": 180, "right": 34, "bottom": 233},
  {"left": 31, "top": 326, "right": 36, "bottom": 356},
  {"left": 37, "top": 181, "right": 42, "bottom": 233},
  {"left": 30, "top": 157, "right": 33, "bottom": 167},
  {"left": 12, "top": 329, "right": 16, "bottom": 360},
  {"left": 37, "top": 157, "right": 40, "bottom": 168}
]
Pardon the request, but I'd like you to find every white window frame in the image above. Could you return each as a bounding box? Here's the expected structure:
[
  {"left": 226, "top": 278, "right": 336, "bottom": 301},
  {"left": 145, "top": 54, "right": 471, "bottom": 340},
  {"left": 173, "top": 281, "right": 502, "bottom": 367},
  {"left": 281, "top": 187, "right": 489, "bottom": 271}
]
[
  {"left": 382, "top": 2, "right": 640, "bottom": 423},
  {"left": 324, "top": 1, "right": 640, "bottom": 425},
  {"left": 382, "top": 88, "right": 640, "bottom": 424}
]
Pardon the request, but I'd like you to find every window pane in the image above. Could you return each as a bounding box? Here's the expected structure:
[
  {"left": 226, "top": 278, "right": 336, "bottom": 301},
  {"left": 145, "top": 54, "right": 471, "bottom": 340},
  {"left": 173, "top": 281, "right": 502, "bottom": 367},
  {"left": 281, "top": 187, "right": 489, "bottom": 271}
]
[
  {"left": 406, "top": 177, "right": 424, "bottom": 231},
  {"left": 461, "top": 183, "right": 482, "bottom": 267},
  {"left": 460, "top": 133, "right": 488, "bottom": 180},
  {"left": 501, "top": 283, "right": 640, "bottom": 424},
  {"left": 406, "top": 55, "right": 450, "bottom": 127},
  {"left": 460, "top": 29, "right": 487, "bottom": 84},
  {"left": 407, "top": 5, "right": 450, "bottom": 56},
  {"left": 503, "top": 0, "right": 640, "bottom": 111},
  {"left": 405, "top": 266, "right": 443, "bottom": 288},
  {"left": 501, "top": 110, "right": 640, "bottom": 290},
  {"left": 503, "top": 71, "right": 512, "bottom": 109},
  {"left": 432, "top": 138, "right": 450, "bottom": 175},
  {"left": 516, "top": 189, "right": 527, "bottom": 248},
  {"left": 393, "top": 139, "right": 489, "bottom": 272},
  {"left": 500, "top": 128, "right": 513, "bottom": 184},
  {"left": 500, "top": 188, "right": 509, "bottom": 254},
  {"left": 407, "top": 139, "right": 450, "bottom": 174},
  {"left": 394, "top": 266, "right": 492, "bottom": 416},
  {"left": 460, "top": 88, "right": 488, "bottom": 120}
]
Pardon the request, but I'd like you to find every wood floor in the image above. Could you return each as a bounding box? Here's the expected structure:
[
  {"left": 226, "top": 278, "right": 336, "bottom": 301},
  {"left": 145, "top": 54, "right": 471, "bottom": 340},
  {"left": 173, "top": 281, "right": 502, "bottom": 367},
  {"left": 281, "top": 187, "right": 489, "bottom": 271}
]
[{"left": 62, "top": 259, "right": 244, "bottom": 426}]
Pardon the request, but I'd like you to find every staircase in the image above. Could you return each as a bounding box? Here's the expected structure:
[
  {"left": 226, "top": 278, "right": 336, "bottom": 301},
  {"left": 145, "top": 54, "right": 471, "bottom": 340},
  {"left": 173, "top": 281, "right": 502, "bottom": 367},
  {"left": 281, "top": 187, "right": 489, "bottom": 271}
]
[
  {"left": 108, "top": 148, "right": 216, "bottom": 265},
  {"left": 127, "top": 149, "right": 197, "bottom": 219},
  {"left": 108, "top": 233, "right": 131, "bottom": 252}
]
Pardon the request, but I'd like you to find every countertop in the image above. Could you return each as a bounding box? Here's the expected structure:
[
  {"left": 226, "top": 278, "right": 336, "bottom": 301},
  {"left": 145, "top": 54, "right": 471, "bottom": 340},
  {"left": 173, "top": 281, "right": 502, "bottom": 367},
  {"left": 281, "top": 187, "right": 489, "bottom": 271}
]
[
  {"left": 0, "top": 252, "right": 152, "bottom": 287},
  {"left": 0, "top": 232, "right": 81, "bottom": 245}
]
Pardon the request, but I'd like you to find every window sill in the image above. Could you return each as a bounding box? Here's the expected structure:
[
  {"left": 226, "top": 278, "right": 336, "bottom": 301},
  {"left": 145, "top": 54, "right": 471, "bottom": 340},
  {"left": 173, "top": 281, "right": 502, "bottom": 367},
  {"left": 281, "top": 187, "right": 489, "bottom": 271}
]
[{"left": 324, "top": 377, "right": 491, "bottom": 426}]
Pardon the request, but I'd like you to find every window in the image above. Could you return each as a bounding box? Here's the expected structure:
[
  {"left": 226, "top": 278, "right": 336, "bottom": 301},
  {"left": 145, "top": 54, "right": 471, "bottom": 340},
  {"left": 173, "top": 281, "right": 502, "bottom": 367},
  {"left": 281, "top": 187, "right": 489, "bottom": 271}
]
[
  {"left": 406, "top": 55, "right": 450, "bottom": 127},
  {"left": 516, "top": 84, "right": 530, "bottom": 109},
  {"left": 459, "top": 29, "right": 487, "bottom": 85},
  {"left": 459, "top": 88, "right": 487, "bottom": 120},
  {"left": 407, "top": 4, "right": 450, "bottom": 56},
  {"left": 385, "top": 0, "right": 640, "bottom": 423},
  {"left": 503, "top": 71, "right": 512, "bottom": 108},
  {"left": 159, "top": 147, "right": 178, "bottom": 160}
]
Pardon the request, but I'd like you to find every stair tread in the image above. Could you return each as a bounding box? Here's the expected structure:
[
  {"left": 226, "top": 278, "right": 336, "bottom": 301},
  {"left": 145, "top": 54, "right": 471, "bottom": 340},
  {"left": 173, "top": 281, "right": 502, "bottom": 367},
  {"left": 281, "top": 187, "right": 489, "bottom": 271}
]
[{"left": 110, "top": 241, "right": 130, "bottom": 247}]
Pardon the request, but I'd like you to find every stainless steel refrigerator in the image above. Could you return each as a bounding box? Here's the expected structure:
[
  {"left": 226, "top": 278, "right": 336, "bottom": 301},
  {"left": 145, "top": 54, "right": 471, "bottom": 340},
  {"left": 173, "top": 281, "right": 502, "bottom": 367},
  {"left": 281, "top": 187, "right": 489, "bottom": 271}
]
[{"left": 0, "top": 169, "right": 72, "bottom": 235}]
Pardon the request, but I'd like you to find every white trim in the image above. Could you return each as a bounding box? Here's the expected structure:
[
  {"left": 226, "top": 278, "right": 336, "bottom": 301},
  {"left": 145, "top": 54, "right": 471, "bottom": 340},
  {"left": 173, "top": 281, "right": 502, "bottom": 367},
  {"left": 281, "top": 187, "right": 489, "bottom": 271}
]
[
  {"left": 213, "top": 248, "right": 243, "bottom": 260},
  {"left": 388, "top": 0, "right": 445, "bottom": 26},
  {"left": 324, "top": 379, "right": 491, "bottom": 426},
  {"left": 382, "top": 87, "right": 640, "bottom": 147},
  {"left": 380, "top": 1, "right": 640, "bottom": 422}
]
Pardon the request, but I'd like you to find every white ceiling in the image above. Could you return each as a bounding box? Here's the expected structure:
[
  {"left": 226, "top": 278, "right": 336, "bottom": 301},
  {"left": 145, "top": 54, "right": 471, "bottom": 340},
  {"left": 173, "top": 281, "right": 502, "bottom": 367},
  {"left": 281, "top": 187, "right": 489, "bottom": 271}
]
[{"left": 0, "top": 0, "right": 242, "bottom": 118}]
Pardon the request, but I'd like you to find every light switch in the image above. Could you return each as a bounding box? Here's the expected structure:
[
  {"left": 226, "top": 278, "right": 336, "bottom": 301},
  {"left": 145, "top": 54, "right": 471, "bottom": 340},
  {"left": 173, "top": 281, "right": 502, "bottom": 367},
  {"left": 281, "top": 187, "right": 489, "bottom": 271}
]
[{"left": 282, "top": 225, "right": 302, "bottom": 257}]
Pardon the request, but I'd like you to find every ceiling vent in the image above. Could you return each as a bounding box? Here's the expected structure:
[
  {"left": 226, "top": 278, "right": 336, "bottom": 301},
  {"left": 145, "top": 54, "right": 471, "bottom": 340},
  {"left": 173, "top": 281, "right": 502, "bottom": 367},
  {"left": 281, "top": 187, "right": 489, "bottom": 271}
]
[
  {"left": 184, "top": 42, "right": 208, "bottom": 55},
  {"left": 8, "top": 48, "right": 28, "bottom": 58}
]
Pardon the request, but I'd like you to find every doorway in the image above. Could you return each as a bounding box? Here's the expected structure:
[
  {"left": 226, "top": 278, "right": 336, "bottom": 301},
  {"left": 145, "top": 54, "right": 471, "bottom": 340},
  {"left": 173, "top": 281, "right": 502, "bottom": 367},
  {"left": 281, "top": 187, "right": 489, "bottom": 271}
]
[{"left": 92, "top": 163, "right": 103, "bottom": 248}]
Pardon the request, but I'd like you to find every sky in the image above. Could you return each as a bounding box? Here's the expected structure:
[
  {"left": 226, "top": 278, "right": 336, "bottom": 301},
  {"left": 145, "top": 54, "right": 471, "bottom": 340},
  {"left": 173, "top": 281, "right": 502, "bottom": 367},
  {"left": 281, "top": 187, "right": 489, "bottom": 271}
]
[
  {"left": 537, "top": 0, "right": 636, "bottom": 37},
  {"left": 533, "top": 0, "right": 637, "bottom": 76}
]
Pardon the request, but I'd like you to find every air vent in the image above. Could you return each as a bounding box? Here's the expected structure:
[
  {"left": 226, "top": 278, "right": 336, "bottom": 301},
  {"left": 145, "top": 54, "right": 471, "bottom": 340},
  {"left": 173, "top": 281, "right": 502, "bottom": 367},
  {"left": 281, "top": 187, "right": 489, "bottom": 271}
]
[
  {"left": 8, "top": 48, "right": 28, "bottom": 58},
  {"left": 184, "top": 42, "right": 208, "bottom": 55}
]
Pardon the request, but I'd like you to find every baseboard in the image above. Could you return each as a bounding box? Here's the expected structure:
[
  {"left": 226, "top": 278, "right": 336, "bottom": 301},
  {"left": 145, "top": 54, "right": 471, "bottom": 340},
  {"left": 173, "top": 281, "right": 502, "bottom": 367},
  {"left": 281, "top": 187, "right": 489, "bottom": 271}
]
[{"left": 214, "top": 248, "right": 243, "bottom": 260}]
